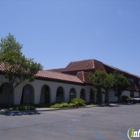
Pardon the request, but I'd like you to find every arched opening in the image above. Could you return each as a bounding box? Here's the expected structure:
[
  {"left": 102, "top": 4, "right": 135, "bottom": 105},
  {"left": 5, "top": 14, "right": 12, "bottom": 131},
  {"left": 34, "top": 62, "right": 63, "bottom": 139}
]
[
  {"left": 90, "top": 89, "right": 95, "bottom": 103},
  {"left": 80, "top": 88, "right": 85, "bottom": 101},
  {"left": 21, "top": 84, "right": 34, "bottom": 105},
  {"left": 40, "top": 85, "right": 50, "bottom": 104},
  {"left": 56, "top": 86, "right": 64, "bottom": 103},
  {"left": 69, "top": 88, "right": 76, "bottom": 102},
  {"left": 0, "top": 82, "right": 14, "bottom": 106}
]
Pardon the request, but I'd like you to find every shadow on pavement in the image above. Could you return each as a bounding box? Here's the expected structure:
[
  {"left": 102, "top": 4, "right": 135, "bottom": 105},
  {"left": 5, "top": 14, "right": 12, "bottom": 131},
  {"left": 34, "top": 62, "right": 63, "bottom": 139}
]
[{"left": 0, "top": 110, "right": 41, "bottom": 116}]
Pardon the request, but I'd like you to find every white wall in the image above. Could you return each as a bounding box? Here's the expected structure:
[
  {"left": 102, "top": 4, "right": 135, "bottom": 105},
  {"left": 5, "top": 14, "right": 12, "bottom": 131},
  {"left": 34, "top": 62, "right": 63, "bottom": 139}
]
[
  {"left": 122, "top": 91, "right": 130, "bottom": 97},
  {"left": 109, "top": 90, "right": 131, "bottom": 102},
  {"left": 134, "top": 92, "right": 139, "bottom": 97},
  {"left": 14, "top": 79, "right": 94, "bottom": 105},
  {"left": 109, "top": 90, "right": 118, "bottom": 102},
  {"left": 0, "top": 73, "right": 139, "bottom": 105}
]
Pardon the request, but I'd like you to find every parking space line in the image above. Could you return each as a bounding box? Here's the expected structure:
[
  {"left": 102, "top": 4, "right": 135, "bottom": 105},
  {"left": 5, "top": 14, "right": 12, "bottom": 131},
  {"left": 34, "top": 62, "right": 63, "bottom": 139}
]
[
  {"left": 68, "top": 125, "right": 74, "bottom": 135},
  {"left": 47, "top": 121, "right": 53, "bottom": 130},
  {"left": 28, "top": 118, "right": 40, "bottom": 131},
  {"left": 91, "top": 128, "right": 104, "bottom": 140},
  {"left": 12, "top": 117, "right": 26, "bottom": 126},
  {"left": 118, "top": 132, "right": 128, "bottom": 139},
  {"left": 71, "top": 118, "right": 80, "bottom": 121}
]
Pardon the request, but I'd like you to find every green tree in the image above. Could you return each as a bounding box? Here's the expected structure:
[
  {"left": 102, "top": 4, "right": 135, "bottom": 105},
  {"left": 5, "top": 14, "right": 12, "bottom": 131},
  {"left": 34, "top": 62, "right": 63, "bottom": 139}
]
[
  {"left": 112, "top": 71, "right": 130, "bottom": 102},
  {"left": 88, "top": 70, "right": 111, "bottom": 104},
  {"left": 0, "top": 33, "right": 42, "bottom": 107},
  {"left": 103, "top": 73, "right": 114, "bottom": 104}
]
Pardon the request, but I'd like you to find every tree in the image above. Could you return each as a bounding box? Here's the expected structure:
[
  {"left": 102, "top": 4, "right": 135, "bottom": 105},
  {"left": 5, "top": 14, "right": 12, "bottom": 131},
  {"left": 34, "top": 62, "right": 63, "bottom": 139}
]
[
  {"left": 88, "top": 70, "right": 129, "bottom": 104},
  {"left": 88, "top": 70, "right": 113, "bottom": 104},
  {"left": 103, "top": 73, "right": 114, "bottom": 104},
  {"left": 0, "top": 33, "right": 42, "bottom": 107},
  {"left": 112, "top": 71, "right": 130, "bottom": 102}
]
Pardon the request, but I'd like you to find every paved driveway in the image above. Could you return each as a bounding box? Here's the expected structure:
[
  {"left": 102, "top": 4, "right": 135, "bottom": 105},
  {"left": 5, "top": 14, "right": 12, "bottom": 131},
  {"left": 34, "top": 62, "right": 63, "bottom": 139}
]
[{"left": 0, "top": 104, "right": 140, "bottom": 140}]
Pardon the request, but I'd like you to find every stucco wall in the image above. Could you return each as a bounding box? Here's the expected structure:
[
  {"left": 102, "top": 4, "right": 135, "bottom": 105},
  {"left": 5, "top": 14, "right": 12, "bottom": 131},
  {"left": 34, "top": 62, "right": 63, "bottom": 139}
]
[
  {"left": 0, "top": 73, "right": 139, "bottom": 105},
  {"left": 134, "top": 92, "right": 139, "bottom": 97},
  {"left": 14, "top": 79, "right": 94, "bottom": 105}
]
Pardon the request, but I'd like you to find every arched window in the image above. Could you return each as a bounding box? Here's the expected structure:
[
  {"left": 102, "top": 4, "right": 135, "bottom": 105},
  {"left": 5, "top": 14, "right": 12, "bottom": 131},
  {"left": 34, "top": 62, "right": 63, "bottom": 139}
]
[
  {"left": 21, "top": 84, "right": 34, "bottom": 104},
  {"left": 56, "top": 86, "right": 64, "bottom": 102},
  {"left": 80, "top": 88, "right": 85, "bottom": 101},
  {"left": 0, "top": 83, "right": 13, "bottom": 105},
  {"left": 69, "top": 88, "right": 76, "bottom": 101},
  {"left": 40, "top": 85, "right": 50, "bottom": 104}
]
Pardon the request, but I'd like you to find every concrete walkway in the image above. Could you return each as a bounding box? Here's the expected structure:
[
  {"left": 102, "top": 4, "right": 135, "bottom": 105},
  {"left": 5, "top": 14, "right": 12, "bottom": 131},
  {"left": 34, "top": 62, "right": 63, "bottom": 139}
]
[{"left": 0, "top": 103, "right": 130, "bottom": 116}]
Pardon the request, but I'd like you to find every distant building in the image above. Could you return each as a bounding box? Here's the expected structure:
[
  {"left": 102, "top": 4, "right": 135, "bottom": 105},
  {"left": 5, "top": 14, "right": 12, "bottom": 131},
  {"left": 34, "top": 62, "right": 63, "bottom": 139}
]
[{"left": 0, "top": 59, "right": 140, "bottom": 105}]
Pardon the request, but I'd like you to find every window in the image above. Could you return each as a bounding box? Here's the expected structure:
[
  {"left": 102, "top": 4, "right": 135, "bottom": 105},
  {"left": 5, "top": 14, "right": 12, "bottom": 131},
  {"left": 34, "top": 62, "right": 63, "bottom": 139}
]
[
  {"left": 139, "top": 81, "right": 140, "bottom": 88},
  {"left": 0, "top": 84, "right": 4, "bottom": 94},
  {"left": 130, "top": 91, "right": 134, "bottom": 97},
  {"left": 115, "top": 92, "right": 118, "bottom": 97},
  {"left": 56, "top": 87, "right": 64, "bottom": 102},
  {"left": 80, "top": 89, "right": 85, "bottom": 100},
  {"left": 130, "top": 79, "right": 135, "bottom": 87}
]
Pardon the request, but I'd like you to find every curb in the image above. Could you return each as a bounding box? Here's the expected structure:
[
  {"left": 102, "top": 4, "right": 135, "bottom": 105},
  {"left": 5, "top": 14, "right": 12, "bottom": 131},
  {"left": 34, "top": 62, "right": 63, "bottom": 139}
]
[{"left": 36, "top": 105, "right": 96, "bottom": 112}]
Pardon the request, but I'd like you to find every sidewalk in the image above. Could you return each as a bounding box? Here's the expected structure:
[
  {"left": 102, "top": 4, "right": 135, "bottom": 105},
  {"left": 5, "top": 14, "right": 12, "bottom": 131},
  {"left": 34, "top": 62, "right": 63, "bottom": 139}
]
[
  {"left": 36, "top": 104, "right": 95, "bottom": 112},
  {"left": 0, "top": 103, "right": 129, "bottom": 116},
  {"left": 36, "top": 103, "right": 122, "bottom": 111},
  {"left": 0, "top": 105, "right": 95, "bottom": 115}
]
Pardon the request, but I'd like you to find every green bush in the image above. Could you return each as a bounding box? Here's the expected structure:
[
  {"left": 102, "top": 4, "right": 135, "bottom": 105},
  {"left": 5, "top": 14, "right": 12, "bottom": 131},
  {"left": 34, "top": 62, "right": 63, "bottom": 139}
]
[
  {"left": 50, "top": 103, "right": 63, "bottom": 108},
  {"left": 51, "top": 102, "right": 73, "bottom": 108},
  {"left": 68, "top": 103, "right": 76, "bottom": 107},
  {"left": 71, "top": 98, "right": 86, "bottom": 107},
  {"left": 11, "top": 106, "right": 19, "bottom": 111},
  {"left": 50, "top": 99, "right": 86, "bottom": 108},
  {"left": 11, "top": 105, "right": 35, "bottom": 111},
  {"left": 122, "top": 95, "right": 131, "bottom": 102},
  {"left": 61, "top": 102, "right": 69, "bottom": 107}
]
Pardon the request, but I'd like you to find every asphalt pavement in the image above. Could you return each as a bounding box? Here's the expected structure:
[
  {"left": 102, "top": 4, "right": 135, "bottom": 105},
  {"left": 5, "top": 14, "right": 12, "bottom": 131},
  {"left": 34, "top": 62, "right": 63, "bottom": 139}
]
[{"left": 0, "top": 104, "right": 140, "bottom": 140}]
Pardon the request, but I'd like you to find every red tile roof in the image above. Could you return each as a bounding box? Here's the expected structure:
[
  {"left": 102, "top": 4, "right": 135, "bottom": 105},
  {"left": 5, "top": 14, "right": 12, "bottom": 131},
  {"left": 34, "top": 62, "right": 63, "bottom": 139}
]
[
  {"left": 104, "top": 63, "right": 140, "bottom": 79},
  {"left": 63, "top": 59, "right": 95, "bottom": 72},
  {"left": 36, "top": 70, "right": 83, "bottom": 84},
  {"left": 48, "top": 68, "right": 65, "bottom": 73},
  {"left": 76, "top": 71, "right": 92, "bottom": 84},
  {"left": 63, "top": 59, "right": 106, "bottom": 72},
  {"left": 0, "top": 59, "right": 139, "bottom": 86}
]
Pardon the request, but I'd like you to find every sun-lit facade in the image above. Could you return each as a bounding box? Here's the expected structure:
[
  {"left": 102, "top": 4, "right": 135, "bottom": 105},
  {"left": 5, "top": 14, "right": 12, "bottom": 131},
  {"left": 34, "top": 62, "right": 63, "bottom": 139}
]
[{"left": 0, "top": 59, "right": 140, "bottom": 105}]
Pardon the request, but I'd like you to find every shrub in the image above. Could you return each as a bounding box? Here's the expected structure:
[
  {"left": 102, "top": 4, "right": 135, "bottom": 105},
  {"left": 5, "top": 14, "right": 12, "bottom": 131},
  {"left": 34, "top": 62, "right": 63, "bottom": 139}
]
[
  {"left": 61, "top": 102, "right": 69, "bottom": 107},
  {"left": 50, "top": 103, "right": 62, "bottom": 108},
  {"left": 71, "top": 98, "right": 86, "bottom": 107},
  {"left": 68, "top": 103, "right": 76, "bottom": 107},
  {"left": 122, "top": 95, "right": 131, "bottom": 102},
  {"left": 50, "top": 102, "right": 70, "bottom": 108},
  {"left": 11, "top": 105, "right": 35, "bottom": 111},
  {"left": 11, "top": 106, "right": 19, "bottom": 111}
]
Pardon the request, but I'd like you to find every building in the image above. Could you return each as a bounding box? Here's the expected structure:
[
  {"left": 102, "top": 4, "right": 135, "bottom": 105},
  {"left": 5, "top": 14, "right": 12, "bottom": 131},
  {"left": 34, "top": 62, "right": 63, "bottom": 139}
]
[{"left": 0, "top": 59, "right": 140, "bottom": 105}]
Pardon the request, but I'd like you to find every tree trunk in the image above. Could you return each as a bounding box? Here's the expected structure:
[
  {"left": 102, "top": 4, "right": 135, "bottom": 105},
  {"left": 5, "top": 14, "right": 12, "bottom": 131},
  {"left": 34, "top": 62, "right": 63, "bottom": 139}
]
[
  {"left": 118, "top": 95, "right": 120, "bottom": 103},
  {"left": 98, "top": 88, "right": 102, "bottom": 104},
  {"left": 105, "top": 91, "right": 110, "bottom": 105},
  {"left": 8, "top": 85, "right": 14, "bottom": 108},
  {"left": 117, "top": 91, "right": 122, "bottom": 103}
]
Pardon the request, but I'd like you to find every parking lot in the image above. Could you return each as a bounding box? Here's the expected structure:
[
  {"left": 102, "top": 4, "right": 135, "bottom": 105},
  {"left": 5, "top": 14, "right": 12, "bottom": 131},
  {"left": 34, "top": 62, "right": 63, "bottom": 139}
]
[{"left": 0, "top": 104, "right": 140, "bottom": 140}]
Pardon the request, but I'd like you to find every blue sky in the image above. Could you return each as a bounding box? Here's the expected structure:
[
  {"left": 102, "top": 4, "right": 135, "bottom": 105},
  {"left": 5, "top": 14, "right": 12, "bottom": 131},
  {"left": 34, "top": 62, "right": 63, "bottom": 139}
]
[{"left": 0, "top": 0, "right": 140, "bottom": 76}]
